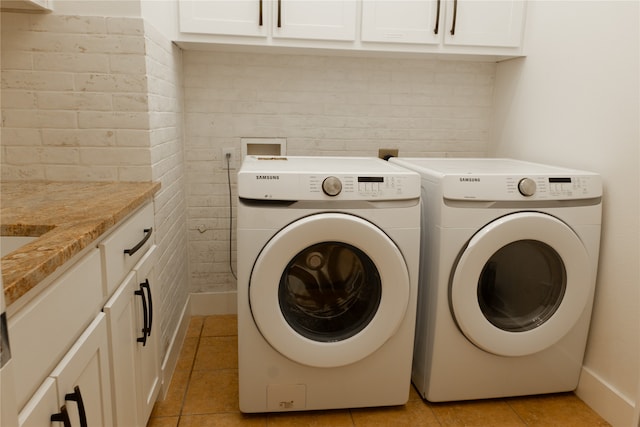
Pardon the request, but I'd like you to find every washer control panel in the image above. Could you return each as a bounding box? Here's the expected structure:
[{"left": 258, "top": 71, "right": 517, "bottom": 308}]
[
  {"left": 237, "top": 156, "right": 421, "bottom": 201},
  {"left": 321, "top": 176, "right": 343, "bottom": 196},
  {"left": 309, "top": 175, "right": 411, "bottom": 199}
]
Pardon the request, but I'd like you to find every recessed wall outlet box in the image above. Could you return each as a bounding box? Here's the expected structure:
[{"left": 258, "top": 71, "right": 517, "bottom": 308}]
[
  {"left": 378, "top": 148, "right": 399, "bottom": 160},
  {"left": 241, "top": 138, "right": 287, "bottom": 158}
]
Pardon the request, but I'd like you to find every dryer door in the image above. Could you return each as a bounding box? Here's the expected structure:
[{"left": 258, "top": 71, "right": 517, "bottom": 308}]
[
  {"left": 250, "top": 213, "right": 410, "bottom": 368},
  {"left": 451, "top": 212, "right": 593, "bottom": 357}
]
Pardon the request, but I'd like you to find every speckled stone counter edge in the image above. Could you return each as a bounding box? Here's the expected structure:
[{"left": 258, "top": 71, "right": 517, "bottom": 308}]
[{"left": 1, "top": 181, "right": 161, "bottom": 308}]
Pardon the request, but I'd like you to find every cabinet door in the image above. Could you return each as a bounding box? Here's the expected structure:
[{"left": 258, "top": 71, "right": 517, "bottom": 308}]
[
  {"left": 273, "top": 0, "right": 357, "bottom": 41},
  {"left": 444, "top": 0, "right": 525, "bottom": 48},
  {"left": 0, "top": 0, "right": 51, "bottom": 11},
  {"left": 17, "top": 378, "right": 58, "bottom": 427},
  {"left": 50, "top": 314, "right": 113, "bottom": 427},
  {"left": 9, "top": 248, "right": 103, "bottom": 411},
  {"left": 362, "top": 0, "right": 441, "bottom": 44},
  {"left": 133, "top": 245, "right": 161, "bottom": 424},
  {"left": 179, "top": 0, "right": 268, "bottom": 37},
  {"left": 104, "top": 273, "right": 140, "bottom": 427}
]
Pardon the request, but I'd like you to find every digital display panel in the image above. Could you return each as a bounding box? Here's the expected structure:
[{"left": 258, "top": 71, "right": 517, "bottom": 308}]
[
  {"left": 358, "top": 177, "right": 384, "bottom": 183},
  {"left": 549, "top": 177, "right": 572, "bottom": 183}
]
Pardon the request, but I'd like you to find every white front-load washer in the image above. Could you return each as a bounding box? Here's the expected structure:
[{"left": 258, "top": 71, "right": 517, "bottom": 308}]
[
  {"left": 389, "top": 157, "right": 602, "bottom": 402},
  {"left": 237, "top": 155, "right": 421, "bottom": 413}
]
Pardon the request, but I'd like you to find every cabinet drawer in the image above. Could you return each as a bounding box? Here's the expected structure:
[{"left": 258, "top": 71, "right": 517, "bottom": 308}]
[
  {"left": 8, "top": 249, "right": 103, "bottom": 411},
  {"left": 100, "top": 202, "right": 154, "bottom": 296}
]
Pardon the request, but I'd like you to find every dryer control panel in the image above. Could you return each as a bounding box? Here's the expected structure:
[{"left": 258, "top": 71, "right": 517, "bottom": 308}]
[
  {"left": 388, "top": 157, "right": 603, "bottom": 202},
  {"left": 442, "top": 174, "right": 602, "bottom": 201}
]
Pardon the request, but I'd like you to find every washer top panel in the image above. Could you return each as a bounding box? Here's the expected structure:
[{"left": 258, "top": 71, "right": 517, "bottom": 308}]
[
  {"left": 389, "top": 157, "right": 602, "bottom": 201},
  {"left": 238, "top": 156, "right": 420, "bottom": 201}
]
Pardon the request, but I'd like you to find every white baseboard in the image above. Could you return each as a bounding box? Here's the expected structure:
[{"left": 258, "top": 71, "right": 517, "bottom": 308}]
[
  {"left": 189, "top": 291, "right": 237, "bottom": 315},
  {"left": 158, "top": 296, "right": 191, "bottom": 400},
  {"left": 576, "top": 366, "right": 636, "bottom": 427}
]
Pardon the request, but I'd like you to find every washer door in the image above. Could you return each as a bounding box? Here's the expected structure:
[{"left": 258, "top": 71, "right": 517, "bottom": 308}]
[
  {"left": 451, "top": 212, "right": 592, "bottom": 357},
  {"left": 250, "top": 213, "right": 410, "bottom": 368}
]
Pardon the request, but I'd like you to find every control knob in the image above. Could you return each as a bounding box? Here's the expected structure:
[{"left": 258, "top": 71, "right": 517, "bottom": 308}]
[
  {"left": 322, "top": 176, "right": 342, "bottom": 196},
  {"left": 518, "top": 178, "right": 537, "bottom": 197}
]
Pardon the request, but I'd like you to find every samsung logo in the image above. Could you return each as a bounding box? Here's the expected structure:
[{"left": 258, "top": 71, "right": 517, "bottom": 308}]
[
  {"left": 256, "top": 175, "right": 279, "bottom": 180},
  {"left": 459, "top": 177, "right": 481, "bottom": 182}
]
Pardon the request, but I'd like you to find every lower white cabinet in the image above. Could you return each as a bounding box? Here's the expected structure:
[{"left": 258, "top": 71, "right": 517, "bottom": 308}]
[
  {"left": 9, "top": 249, "right": 104, "bottom": 411},
  {"left": 133, "top": 245, "right": 161, "bottom": 423},
  {"left": 103, "top": 273, "right": 139, "bottom": 426},
  {"left": 17, "top": 378, "right": 58, "bottom": 427},
  {"left": 104, "top": 245, "right": 160, "bottom": 427},
  {"left": 9, "top": 200, "right": 159, "bottom": 427},
  {"left": 19, "top": 314, "right": 113, "bottom": 427}
]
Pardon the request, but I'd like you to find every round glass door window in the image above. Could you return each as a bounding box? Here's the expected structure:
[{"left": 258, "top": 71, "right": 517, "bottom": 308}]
[
  {"left": 279, "top": 242, "right": 382, "bottom": 342},
  {"left": 450, "top": 212, "right": 592, "bottom": 357},
  {"left": 477, "top": 240, "right": 567, "bottom": 332}
]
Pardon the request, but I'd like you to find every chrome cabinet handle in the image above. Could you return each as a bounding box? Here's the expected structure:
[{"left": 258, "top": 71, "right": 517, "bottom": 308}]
[
  {"left": 64, "top": 386, "right": 88, "bottom": 427},
  {"left": 135, "top": 285, "right": 149, "bottom": 346},
  {"left": 51, "top": 405, "right": 71, "bottom": 427},
  {"left": 450, "top": 0, "right": 458, "bottom": 35},
  {"left": 434, "top": 0, "right": 441, "bottom": 34},
  {"left": 124, "top": 227, "right": 152, "bottom": 256}
]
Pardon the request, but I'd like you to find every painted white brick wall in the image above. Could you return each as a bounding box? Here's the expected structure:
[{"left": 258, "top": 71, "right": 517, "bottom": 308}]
[
  {"left": 1, "top": 10, "right": 496, "bottom": 318},
  {"left": 1, "top": 13, "right": 150, "bottom": 181},
  {"left": 143, "top": 20, "right": 189, "bottom": 359},
  {"left": 1, "top": 13, "right": 189, "bottom": 376},
  {"left": 182, "top": 51, "right": 495, "bottom": 294}
]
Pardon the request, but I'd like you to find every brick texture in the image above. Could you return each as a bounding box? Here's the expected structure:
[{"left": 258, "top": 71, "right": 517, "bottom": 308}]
[
  {"left": 182, "top": 51, "right": 495, "bottom": 293},
  {"left": 0, "top": 13, "right": 189, "bottom": 370}
]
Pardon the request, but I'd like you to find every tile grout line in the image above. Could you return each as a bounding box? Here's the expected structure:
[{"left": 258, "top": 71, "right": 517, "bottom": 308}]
[{"left": 177, "top": 318, "right": 205, "bottom": 424}]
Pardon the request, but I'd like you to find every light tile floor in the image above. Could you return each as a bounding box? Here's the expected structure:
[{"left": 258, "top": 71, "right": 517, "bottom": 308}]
[{"left": 147, "top": 315, "right": 611, "bottom": 427}]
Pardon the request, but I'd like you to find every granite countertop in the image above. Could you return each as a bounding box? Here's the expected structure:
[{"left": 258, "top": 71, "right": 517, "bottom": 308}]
[{"left": 1, "top": 181, "right": 161, "bottom": 308}]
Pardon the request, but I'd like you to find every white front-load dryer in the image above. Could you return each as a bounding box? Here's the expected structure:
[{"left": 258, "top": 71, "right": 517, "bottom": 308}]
[
  {"left": 237, "top": 156, "right": 421, "bottom": 413},
  {"left": 389, "top": 157, "right": 602, "bottom": 402}
]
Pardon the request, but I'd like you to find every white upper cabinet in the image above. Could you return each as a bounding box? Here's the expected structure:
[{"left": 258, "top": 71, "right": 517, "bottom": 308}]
[
  {"left": 177, "top": 0, "right": 526, "bottom": 57},
  {"left": 361, "top": 0, "right": 441, "bottom": 44},
  {"left": 443, "top": 0, "right": 525, "bottom": 48},
  {"left": 179, "top": 0, "right": 268, "bottom": 37},
  {"left": 180, "top": 0, "right": 356, "bottom": 41},
  {"left": 0, "top": 0, "right": 52, "bottom": 12},
  {"left": 361, "top": 0, "right": 525, "bottom": 49},
  {"left": 274, "top": 0, "right": 357, "bottom": 41}
]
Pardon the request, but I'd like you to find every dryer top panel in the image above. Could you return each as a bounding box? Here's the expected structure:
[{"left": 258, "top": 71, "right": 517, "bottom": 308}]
[
  {"left": 389, "top": 158, "right": 602, "bottom": 201},
  {"left": 238, "top": 156, "right": 420, "bottom": 201}
]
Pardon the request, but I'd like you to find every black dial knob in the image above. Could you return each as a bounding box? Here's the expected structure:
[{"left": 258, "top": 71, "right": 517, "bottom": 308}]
[{"left": 322, "top": 176, "right": 342, "bottom": 196}]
